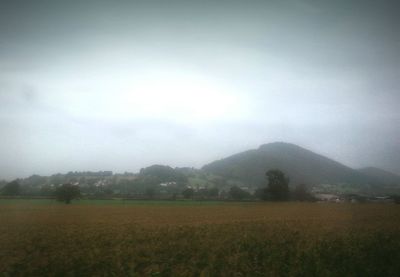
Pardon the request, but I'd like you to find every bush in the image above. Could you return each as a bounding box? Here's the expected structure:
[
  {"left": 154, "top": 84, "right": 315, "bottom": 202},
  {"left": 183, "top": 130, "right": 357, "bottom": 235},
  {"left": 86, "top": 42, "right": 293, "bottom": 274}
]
[{"left": 55, "top": 183, "right": 80, "bottom": 204}]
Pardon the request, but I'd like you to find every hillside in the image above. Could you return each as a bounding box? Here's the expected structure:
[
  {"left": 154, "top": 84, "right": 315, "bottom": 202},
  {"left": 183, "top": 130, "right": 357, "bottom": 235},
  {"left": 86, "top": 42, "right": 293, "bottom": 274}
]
[
  {"left": 358, "top": 167, "right": 400, "bottom": 186},
  {"left": 202, "top": 142, "right": 374, "bottom": 187}
]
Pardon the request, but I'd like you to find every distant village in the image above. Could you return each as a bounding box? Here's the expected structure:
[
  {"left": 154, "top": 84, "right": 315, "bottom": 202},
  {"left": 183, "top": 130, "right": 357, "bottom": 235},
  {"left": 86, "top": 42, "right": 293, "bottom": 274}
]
[{"left": 1, "top": 167, "right": 399, "bottom": 204}]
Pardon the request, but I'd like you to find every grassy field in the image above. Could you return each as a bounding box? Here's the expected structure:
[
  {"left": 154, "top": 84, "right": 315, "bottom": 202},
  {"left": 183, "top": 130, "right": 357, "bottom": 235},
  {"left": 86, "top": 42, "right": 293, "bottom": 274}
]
[
  {"left": 0, "top": 198, "right": 226, "bottom": 206},
  {"left": 1, "top": 200, "right": 400, "bottom": 276}
]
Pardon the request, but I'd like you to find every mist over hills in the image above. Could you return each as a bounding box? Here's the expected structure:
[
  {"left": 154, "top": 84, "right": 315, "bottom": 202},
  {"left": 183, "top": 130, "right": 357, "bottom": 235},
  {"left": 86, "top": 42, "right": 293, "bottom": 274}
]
[
  {"left": 2, "top": 142, "right": 399, "bottom": 194},
  {"left": 358, "top": 167, "right": 400, "bottom": 186},
  {"left": 202, "top": 142, "right": 399, "bottom": 187},
  {"left": 2, "top": 141, "right": 400, "bottom": 197}
]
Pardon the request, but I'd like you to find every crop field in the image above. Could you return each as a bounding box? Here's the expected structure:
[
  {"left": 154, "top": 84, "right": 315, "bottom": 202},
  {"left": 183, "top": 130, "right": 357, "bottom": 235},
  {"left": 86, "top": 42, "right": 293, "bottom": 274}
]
[{"left": 1, "top": 200, "right": 400, "bottom": 276}]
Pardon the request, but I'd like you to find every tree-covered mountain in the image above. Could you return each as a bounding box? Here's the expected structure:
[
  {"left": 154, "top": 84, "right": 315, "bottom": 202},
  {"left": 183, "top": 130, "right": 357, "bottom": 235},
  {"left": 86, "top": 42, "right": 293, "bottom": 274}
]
[
  {"left": 2, "top": 143, "right": 399, "bottom": 197},
  {"left": 202, "top": 142, "right": 387, "bottom": 187},
  {"left": 358, "top": 167, "right": 400, "bottom": 186}
]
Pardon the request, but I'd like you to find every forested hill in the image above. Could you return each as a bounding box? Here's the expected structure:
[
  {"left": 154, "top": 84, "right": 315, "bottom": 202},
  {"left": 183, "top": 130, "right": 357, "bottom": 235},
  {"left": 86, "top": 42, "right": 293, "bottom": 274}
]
[
  {"left": 202, "top": 142, "right": 385, "bottom": 187},
  {"left": 358, "top": 167, "right": 400, "bottom": 186}
]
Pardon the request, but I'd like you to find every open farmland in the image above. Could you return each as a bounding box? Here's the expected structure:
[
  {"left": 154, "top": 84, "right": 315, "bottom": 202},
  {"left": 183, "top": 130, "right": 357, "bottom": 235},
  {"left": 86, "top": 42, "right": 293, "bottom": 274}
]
[{"left": 1, "top": 200, "right": 400, "bottom": 276}]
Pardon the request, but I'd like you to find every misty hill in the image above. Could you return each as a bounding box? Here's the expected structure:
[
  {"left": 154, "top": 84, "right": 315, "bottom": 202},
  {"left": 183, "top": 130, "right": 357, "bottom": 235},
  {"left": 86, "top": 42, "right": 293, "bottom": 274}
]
[
  {"left": 358, "top": 167, "right": 400, "bottom": 186},
  {"left": 202, "top": 142, "right": 375, "bottom": 187},
  {"left": 139, "top": 165, "right": 187, "bottom": 183}
]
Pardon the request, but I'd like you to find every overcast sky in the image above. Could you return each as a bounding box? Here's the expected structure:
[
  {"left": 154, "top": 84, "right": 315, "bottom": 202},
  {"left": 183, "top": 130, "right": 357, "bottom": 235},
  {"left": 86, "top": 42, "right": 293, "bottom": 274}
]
[{"left": 1, "top": 0, "right": 399, "bottom": 179}]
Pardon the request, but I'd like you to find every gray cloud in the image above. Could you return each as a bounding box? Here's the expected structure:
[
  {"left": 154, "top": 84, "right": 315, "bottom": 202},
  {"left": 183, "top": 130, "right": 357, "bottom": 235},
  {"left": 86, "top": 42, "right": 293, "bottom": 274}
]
[{"left": 0, "top": 0, "right": 399, "bottom": 179}]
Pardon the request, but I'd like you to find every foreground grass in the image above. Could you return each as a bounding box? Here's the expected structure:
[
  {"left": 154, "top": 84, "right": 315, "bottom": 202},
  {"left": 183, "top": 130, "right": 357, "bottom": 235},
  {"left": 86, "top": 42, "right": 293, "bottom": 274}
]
[
  {"left": 1, "top": 202, "right": 400, "bottom": 276},
  {"left": 0, "top": 198, "right": 228, "bottom": 206}
]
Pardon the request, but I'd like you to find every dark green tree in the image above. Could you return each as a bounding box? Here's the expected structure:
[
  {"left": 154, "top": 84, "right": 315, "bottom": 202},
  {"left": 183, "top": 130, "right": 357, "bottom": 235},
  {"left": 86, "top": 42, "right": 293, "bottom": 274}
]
[
  {"left": 254, "top": 187, "right": 269, "bottom": 200},
  {"left": 293, "top": 183, "right": 314, "bottom": 201},
  {"left": 145, "top": 187, "right": 156, "bottom": 199},
  {"left": 391, "top": 195, "right": 400, "bottom": 204},
  {"left": 40, "top": 184, "right": 56, "bottom": 196},
  {"left": 229, "top": 186, "right": 250, "bottom": 200},
  {"left": 1, "top": 180, "right": 21, "bottom": 196},
  {"left": 206, "top": 187, "right": 219, "bottom": 198},
  {"left": 55, "top": 183, "right": 80, "bottom": 204},
  {"left": 182, "top": 188, "right": 194, "bottom": 199},
  {"left": 266, "top": 169, "right": 289, "bottom": 201}
]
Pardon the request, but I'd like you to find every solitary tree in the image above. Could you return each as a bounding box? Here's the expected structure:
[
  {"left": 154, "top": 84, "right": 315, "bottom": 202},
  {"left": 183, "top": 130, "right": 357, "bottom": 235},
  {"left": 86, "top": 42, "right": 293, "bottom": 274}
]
[
  {"left": 266, "top": 169, "right": 289, "bottom": 201},
  {"left": 1, "top": 180, "right": 21, "bottom": 196},
  {"left": 55, "top": 183, "right": 80, "bottom": 204}
]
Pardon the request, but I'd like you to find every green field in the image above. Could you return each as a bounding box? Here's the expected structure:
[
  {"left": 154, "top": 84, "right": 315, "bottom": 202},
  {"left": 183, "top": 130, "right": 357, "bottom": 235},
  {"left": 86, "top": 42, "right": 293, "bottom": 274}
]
[
  {"left": 1, "top": 200, "right": 400, "bottom": 276},
  {"left": 0, "top": 198, "right": 228, "bottom": 206}
]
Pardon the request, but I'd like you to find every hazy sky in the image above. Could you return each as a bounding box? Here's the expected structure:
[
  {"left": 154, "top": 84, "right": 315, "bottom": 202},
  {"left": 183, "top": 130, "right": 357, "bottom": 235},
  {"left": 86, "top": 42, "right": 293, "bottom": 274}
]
[{"left": 1, "top": 0, "right": 399, "bottom": 179}]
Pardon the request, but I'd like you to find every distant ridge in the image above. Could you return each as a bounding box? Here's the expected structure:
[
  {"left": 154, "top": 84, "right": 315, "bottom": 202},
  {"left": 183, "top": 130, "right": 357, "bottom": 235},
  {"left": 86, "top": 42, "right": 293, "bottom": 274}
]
[
  {"left": 358, "top": 167, "right": 400, "bottom": 185},
  {"left": 202, "top": 142, "right": 389, "bottom": 187}
]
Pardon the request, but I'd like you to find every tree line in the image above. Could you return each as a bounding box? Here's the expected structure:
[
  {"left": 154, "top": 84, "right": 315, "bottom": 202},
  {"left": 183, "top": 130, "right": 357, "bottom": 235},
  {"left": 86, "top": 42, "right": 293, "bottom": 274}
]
[{"left": 1, "top": 169, "right": 318, "bottom": 203}]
